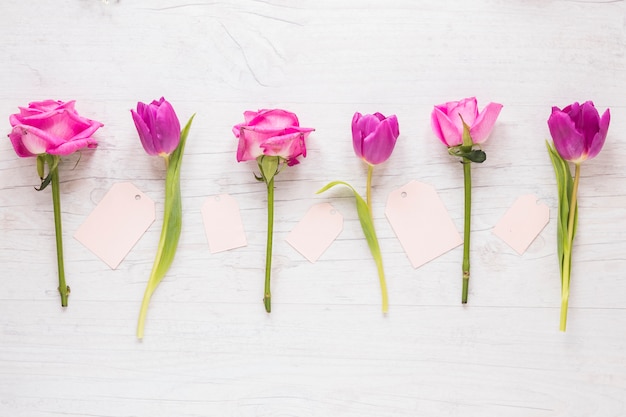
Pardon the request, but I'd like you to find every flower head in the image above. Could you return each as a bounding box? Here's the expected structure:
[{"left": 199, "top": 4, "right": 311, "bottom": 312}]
[
  {"left": 431, "top": 97, "right": 502, "bottom": 147},
  {"left": 351, "top": 112, "right": 399, "bottom": 165},
  {"left": 547, "top": 101, "right": 610, "bottom": 164},
  {"left": 8, "top": 100, "right": 102, "bottom": 157},
  {"left": 131, "top": 97, "right": 181, "bottom": 157},
  {"left": 233, "top": 109, "right": 314, "bottom": 166}
]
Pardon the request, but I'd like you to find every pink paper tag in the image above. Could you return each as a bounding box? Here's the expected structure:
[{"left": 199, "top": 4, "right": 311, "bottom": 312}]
[
  {"left": 493, "top": 194, "right": 549, "bottom": 255},
  {"left": 385, "top": 180, "right": 462, "bottom": 268},
  {"left": 286, "top": 203, "right": 343, "bottom": 263},
  {"left": 201, "top": 194, "right": 247, "bottom": 253},
  {"left": 74, "top": 182, "right": 156, "bottom": 269}
]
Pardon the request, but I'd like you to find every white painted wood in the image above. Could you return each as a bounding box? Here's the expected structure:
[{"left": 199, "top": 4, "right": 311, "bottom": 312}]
[{"left": 1, "top": 0, "right": 626, "bottom": 416}]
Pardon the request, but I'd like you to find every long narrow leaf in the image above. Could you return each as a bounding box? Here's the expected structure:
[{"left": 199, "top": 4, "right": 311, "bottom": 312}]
[
  {"left": 151, "top": 114, "right": 195, "bottom": 285},
  {"left": 317, "top": 181, "right": 388, "bottom": 311},
  {"left": 137, "top": 115, "right": 194, "bottom": 338}
]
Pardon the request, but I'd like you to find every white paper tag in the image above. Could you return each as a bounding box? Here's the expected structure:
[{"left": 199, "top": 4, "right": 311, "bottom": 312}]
[
  {"left": 201, "top": 194, "right": 247, "bottom": 253},
  {"left": 74, "top": 182, "right": 156, "bottom": 269},
  {"left": 493, "top": 194, "right": 549, "bottom": 255},
  {"left": 385, "top": 180, "right": 462, "bottom": 268},
  {"left": 286, "top": 203, "right": 343, "bottom": 263}
]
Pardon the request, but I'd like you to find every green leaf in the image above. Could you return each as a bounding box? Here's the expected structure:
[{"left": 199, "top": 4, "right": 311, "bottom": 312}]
[
  {"left": 317, "top": 181, "right": 388, "bottom": 311},
  {"left": 317, "top": 182, "right": 380, "bottom": 257},
  {"left": 465, "top": 149, "right": 486, "bottom": 163},
  {"left": 546, "top": 141, "right": 577, "bottom": 278},
  {"left": 137, "top": 114, "right": 194, "bottom": 338}
]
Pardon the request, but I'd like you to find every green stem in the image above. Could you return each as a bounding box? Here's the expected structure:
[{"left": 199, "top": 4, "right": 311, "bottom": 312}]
[
  {"left": 366, "top": 164, "right": 373, "bottom": 216},
  {"left": 560, "top": 163, "right": 581, "bottom": 331},
  {"left": 137, "top": 156, "right": 171, "bottom": 339},
  {"left": 376, "top": 250, "right": 389, "bottom": 313},
  {"left": 264, "top": 176, "right": 275, "bottom": 313},
  {"left": 50, "top": 158, "right": 69, "bottom": 307},
  {"left": 365, "top": 165, "right": 388, "bottom": 312},
  {"left": 462, "top": 159, "right": 471, "bottom": 304}
]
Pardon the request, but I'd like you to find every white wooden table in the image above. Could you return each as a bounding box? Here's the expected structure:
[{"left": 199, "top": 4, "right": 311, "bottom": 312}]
[{"left": 1, "top": 1, "right": 625, "bottom": 416}]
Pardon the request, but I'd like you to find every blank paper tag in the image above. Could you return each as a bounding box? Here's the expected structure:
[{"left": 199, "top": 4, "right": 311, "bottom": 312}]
[
  {"left": 74, "top": 182, "right": 155, "bottom": 269},
  {"left": 493, "top": 194, "right": 549, "bottom": 255},
  {"left": 286, "top": 203, "right": 343, "bottom": 263},
  {"left": 201, "top": 194, "right": 247, "bottom": 253},
  {"left": 385, "top": 180, "right": 462, "bottom": 268}
]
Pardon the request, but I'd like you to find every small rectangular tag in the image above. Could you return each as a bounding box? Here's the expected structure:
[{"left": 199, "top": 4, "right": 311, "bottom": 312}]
[
  {"left": 286, "top": 203, "right": 343, "bottom": 263},
  {"left": 493, "top": 194, "right": 549, "bottom": 255},
  {"left": 201, "top": 194, "right": 247, "bottom": 253},
  {"left": 385, "top": 180, "right": 462, "bottom": 268},
  {"left": 74, "top": 182, "right": 156, "bottom": 269}
]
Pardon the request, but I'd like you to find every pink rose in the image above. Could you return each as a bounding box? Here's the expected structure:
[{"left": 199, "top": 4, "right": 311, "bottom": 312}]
[
  {"left": 233, "top": 109, "right": 314, "bottom": 166},
  {"left": 8, "top": 100, "right": 103, "bottom": 157},
  {"left": 431, "top": 97, "right": 502, "bottom": 147}
]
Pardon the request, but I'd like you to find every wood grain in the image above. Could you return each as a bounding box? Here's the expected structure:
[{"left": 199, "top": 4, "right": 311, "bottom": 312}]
[{"left": 1, "top": 0, "right": 626, "bottom": 416}]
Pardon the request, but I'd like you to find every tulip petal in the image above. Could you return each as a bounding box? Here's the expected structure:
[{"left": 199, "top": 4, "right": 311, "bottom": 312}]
[
  {"left": 431, "top": 107, "right": 461, "bottom": 146},
  {"left": 387, "top": 114, "right": 400, "bottom": 138},
  {"left": 470, "top": 102, "right": 503, "bottom": 143},
  {"left": 548, "top": 111, "right": 585, "bottom": 162},
  {"left": 578, "top": 101, "right": 600, "bottom": 146},
  {"left": 356, "top": 113, "right": 383, "bottom": 138},
  {"left": 131, "top": 109, "right": 157, "bottom": 156},
  {"left": 351, "top": 112, "right": 364, "bottom": 159},
  {"left": 362, "top": 117, "right": 398, "bottom": 165},
  {"left": 587, "top": 108, "right": 610, "bottom": 160},
  {"left": 154, "top": 100, "right": 181, "bottom": 154}
]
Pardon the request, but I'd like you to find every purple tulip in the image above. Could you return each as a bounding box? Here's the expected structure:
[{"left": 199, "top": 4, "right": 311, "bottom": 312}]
[
  {"left": 547, "top": 101, "right": 610, "bottom": 164},
  {"left": 131, "top": 97, "right": 181, "bottom": 156},
  {"left": 352, "top": 112, "right": 399, "bottom": 165}
]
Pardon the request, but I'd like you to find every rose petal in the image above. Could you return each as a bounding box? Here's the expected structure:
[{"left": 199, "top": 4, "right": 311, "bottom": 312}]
[
  {"left": 431, "top": 107, "right": 461, "bottom": 146},
  {"left": 470, "top": 102, "right": 503, "bottom": 144},
  {"left": 50, "top": 137, "right": 98, "bottom": 155},
  {"left": 248, "top": 109, "right": 300, "bottom": 130},
  {"left": 448, "top": 97, "right": 478, "bottom": 128}
]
